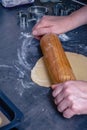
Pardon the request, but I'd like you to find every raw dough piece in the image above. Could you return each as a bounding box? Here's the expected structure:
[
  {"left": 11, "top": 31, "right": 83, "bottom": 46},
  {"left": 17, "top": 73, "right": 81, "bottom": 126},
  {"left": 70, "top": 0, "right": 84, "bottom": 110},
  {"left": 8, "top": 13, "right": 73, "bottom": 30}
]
[
  {"left": 0, "top": 117, "right": 2, "bottom": 126},
  {"left": 31, "top": 52, "right": 87, "bottom": 87},
  {"left": 0, "top": 111, "right": 10, "bottom": 127}
]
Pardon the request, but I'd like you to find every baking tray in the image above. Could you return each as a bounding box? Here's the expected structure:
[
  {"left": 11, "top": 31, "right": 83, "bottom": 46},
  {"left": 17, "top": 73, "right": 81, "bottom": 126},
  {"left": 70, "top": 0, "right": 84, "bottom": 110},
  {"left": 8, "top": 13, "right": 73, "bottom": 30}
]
[{"left": 0, "top": 90, "right": 23, "bottom": 130}]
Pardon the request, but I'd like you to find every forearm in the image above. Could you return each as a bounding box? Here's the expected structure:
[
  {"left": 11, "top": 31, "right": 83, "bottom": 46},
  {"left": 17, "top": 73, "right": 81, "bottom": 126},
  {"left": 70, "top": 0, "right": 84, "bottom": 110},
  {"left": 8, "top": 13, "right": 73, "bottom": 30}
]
[
  {"left": 67, "top": 5, "right": 87, "bottom": 31},
  {"left": 32, "top": 5, "right": 87, "bottom": 37}
]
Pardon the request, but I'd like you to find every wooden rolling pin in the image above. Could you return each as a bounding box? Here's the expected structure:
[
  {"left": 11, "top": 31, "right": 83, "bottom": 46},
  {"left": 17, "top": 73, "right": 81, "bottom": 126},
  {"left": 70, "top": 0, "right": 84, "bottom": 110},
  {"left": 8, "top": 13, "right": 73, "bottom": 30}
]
[{"left": 40, "top": 33, "right": 76, "bottom": 84}]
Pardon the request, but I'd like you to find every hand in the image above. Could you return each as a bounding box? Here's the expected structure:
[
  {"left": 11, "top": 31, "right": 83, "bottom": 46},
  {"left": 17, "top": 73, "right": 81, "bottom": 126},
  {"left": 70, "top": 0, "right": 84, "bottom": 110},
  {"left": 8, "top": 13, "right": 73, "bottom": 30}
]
[
  {"left": 32, "top": 6, "right": 87, "bottom": 39},
  {"left": 32, "top": 15, "right": 71, "bottom": 39},
  {"left": 52, "top": 80, "right": 87, "bottom": 118}
]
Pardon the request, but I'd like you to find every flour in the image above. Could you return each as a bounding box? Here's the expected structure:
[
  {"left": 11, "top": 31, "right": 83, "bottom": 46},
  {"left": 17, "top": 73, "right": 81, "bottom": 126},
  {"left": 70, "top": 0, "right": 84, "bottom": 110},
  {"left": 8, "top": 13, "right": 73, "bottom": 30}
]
[
  {"left": 0, "top": 65, "right": 13, "bottom": 68},
  {"left": 13, "top": 33, "right": 36, "bottom": 96},
  {"left": 17, "top": 35, "right": 33, "bottom": 70},
  {"left": 20, "top": 32, "right": 34, "bottom": 39},
  {"left": 59, "top": 33, "right": 70, "bottom": 41},
  {"left": 14, "top": 31, "right": 71, "bottom": 95},
  {"left": 15, "top": 78, "right": 34, "bottom": 96}
]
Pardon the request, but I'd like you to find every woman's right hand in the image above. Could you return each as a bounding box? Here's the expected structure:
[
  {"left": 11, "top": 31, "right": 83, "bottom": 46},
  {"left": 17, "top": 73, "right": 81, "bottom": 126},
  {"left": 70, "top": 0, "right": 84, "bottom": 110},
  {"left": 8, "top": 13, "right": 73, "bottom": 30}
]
[{"left": 52, "top": 80, "right": 87, "bottom": 118}]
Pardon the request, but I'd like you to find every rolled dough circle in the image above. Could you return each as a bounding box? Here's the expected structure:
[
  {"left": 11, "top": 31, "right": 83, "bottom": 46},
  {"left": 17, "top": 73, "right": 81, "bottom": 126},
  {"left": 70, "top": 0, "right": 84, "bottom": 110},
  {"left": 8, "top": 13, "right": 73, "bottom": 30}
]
[{"left": 31, "top": 52, "right": 87, "bottom": 87}]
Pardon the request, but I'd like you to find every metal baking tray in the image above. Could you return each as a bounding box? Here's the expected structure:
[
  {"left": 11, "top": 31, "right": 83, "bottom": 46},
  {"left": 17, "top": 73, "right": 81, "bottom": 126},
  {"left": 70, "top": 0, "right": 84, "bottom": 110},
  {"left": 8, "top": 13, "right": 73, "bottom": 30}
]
[{"left": 0, "top": 90, "right": 23, "bottom": 130}]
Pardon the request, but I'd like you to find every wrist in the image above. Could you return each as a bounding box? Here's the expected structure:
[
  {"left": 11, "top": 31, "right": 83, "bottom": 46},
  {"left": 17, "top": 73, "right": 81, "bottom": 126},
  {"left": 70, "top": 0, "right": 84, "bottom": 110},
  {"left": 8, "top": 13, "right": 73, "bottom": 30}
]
[{"left": 62, "top": 15, "right": 76, "bottom": 32}]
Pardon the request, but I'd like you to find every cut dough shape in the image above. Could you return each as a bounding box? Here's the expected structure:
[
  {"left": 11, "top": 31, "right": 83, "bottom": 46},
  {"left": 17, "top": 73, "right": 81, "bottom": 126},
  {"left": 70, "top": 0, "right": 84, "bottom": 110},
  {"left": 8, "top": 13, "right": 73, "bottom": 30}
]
[
  {"left": 0, "top": 111, "right": 10, "bottom": 127},
  {"left": 0, "top": 117, "right": 2, "bottom": 126},
  {"left": 31, "top": 52, "right": 87, "bottom": 87}
]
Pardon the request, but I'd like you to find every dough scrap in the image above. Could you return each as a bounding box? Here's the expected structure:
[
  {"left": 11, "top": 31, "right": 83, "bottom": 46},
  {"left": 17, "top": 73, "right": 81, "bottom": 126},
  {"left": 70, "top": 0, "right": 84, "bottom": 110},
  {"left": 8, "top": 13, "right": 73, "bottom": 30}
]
[
  {"left": 0, "top": 117, "right": 2, "bottom": 125},
  {"left": 0, "top": 111, "right": 10, "bottom": 127},
  {"left": 31, "top": 52, "right": 87, "bottom": 87}
]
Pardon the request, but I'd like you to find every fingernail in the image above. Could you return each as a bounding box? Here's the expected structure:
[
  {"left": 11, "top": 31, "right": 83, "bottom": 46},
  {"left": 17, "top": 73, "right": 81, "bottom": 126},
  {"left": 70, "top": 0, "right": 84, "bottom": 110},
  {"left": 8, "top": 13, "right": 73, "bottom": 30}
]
[
  {"left": 33, "top": 31, "right": 37, "bottom": 35},
  {"left": 51, "top": 85, "right": 55, "bottom": 90},
  {"left": 51, "top": 84, "right": 57, "bottom": 89}
]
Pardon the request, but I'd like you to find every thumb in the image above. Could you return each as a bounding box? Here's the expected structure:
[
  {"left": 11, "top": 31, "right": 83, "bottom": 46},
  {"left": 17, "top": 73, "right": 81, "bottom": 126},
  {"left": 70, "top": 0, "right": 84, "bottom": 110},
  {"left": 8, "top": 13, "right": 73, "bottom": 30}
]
[{"left": 51, "top": 84, "right": 58, "bottom": 90}]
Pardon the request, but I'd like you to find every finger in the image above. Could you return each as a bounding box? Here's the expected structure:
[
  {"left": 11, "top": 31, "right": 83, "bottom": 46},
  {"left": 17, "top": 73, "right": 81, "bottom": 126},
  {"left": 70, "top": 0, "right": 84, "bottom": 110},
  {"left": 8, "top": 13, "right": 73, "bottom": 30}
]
[
  {"left": 54, "top": 90, "right": 65, "bottom": 105},
  {"left": 33, "top": 35, "right": 42, "bottom": 40},
  {"left": 52, "top": 83, "right": 64, "bottom": 97},
  {"left": 51, "top": 84, "right": 58, "bottom": 89},
  {"left": 63, "top": 108, "right": 75, "bottom": 118},
  {"left": 32, "top": 27, "right": 52, "bottom": 36},
  {"left": 32, "top": 20, "right": 42, "bottom": 31},
  {"left": 57, "top": 98, "right": 71, "bottom": 112},
  {"left": 32, "top": 16, "right": 48, "bottom": 31},
  {"left": 34, "top": 16, "right": 52, "bottom": 28}
]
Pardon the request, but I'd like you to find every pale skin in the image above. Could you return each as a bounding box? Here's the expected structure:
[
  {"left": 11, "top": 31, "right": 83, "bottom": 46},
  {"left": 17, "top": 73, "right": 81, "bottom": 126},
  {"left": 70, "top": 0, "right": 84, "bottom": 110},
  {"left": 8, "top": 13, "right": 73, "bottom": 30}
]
[
  {"left": 52, "top": 81, "right": 87, "bottom": 118},
  {"left": 32, "top": 5, "right": 87, "bottom": 38},
  {"left": 32, "top": 5, "right": 87, "bottom": 118}
]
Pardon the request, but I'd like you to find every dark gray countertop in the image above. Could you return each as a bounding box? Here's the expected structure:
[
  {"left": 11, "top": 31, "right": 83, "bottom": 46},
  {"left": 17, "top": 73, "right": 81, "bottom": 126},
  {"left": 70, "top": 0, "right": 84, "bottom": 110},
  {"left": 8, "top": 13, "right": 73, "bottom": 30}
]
[{"left": 0, "top": 2, "right": 87, "bottom": 130}]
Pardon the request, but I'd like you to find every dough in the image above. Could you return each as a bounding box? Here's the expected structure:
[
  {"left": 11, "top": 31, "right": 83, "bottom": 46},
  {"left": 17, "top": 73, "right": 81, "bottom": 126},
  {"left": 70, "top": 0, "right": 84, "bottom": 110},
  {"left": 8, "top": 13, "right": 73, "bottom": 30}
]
[
  {"left": 31, "top": 52, "right": 87, "bottom": 87},
  {"left": 0, "top": 117, "right": 2, "bottom": 126},
  {"left": 31, "top": 58, "right": 52, "bottom": 87},
  {"left": 0, "top": 111, "right": 10, "bottom": 127}
]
